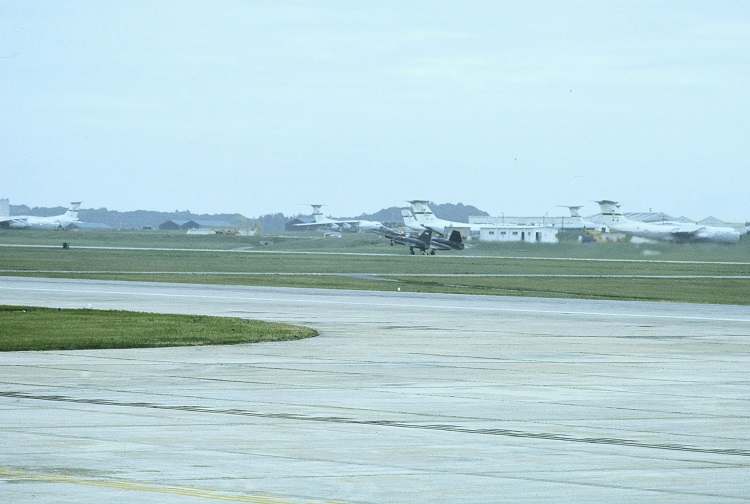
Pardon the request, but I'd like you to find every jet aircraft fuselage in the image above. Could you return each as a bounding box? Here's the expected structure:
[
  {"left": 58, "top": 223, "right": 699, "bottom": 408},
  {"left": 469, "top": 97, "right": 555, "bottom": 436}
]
[
  {"left": 595, "top": 201, "right": 740, "bottom": 243},
  {"left": 0, "top": 201, "right": 81, "bottom": 229}
]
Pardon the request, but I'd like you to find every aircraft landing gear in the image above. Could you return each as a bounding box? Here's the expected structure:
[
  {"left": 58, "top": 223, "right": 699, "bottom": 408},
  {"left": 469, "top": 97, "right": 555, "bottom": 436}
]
[
  {"left": 409, "top": 247, "right": 415, "bottom": 255},
  {"left": 430, "top": 249, "right": 436, "bottom": 255}
]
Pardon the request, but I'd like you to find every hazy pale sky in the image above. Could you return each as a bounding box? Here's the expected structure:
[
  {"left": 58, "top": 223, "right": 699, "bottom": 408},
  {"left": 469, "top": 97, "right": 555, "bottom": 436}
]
[{"left": 2, "top": 1, "right": 748, "bottom": 219}]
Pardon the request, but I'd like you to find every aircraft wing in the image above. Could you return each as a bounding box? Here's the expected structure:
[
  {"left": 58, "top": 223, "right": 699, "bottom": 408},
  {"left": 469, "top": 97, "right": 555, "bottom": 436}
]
[
  {"left": 422, "top": 225, "right": 444, "bottom": 237},
  {"left": 651, "top": 222, "right": 703, "bottom": 241},
  {"left": 669, "top": 228, "right": 702, "bottom": 241},
  {"left": 294, "top": 218, "right": 361, "bottom": 226},
  {"left": 0, "top": 216, "right": 28, "bottom": 228},
  {"left": 293, "top": 221, "right": 335, "bottom": 227},
  {"left": 372, "top": 225, "right": 403, "bottom": 237}
]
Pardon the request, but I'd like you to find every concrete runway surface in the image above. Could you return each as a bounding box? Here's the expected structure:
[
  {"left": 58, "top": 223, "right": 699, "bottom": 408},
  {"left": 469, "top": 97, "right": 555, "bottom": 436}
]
[{"left": 1, "top": 276, "right": 750, "bottom": 503}]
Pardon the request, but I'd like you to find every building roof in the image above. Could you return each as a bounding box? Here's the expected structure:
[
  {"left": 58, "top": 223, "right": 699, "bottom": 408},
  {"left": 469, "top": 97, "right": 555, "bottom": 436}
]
[
  {"left": 623, "top": 212, "right": 695, "bottom": 223},
  {"left": 161, "top": 219, "right": 237, "bottom": 228},
  {"left": 699, "top": 216, "right": 731, "bottom": 226}
]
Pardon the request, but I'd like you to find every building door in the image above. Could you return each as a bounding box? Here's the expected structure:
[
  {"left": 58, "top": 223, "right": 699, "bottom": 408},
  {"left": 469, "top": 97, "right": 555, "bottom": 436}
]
[
  {"left": 521, "top": 232, "right": 525, "bottom": 241},
  {"left": 536, "top": 232, "right": 541, "bottom": 242}
]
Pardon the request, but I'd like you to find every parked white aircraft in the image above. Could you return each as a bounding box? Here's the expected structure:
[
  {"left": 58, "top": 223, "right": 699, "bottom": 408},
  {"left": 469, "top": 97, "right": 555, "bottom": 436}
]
[
  {"left": 0, "top": 200, "right": 82, "bottom": 229},
  {"left": 406, "top": 200, "right": 533, "bottom": 236},
  {"left": 405, "top": 200, "right": 485, "bottom": 235},
  {"left": 595, "top": 200, "right": 740, "bottom": 243},
  {"left": 558, "top": 205, "right": 605, "bottom": 231},
  {"left": 294, "top": 204, "right": 384, "bottom": 232},
  {"left": 400, "top": 208, "right": 422, "bottom": 230}
]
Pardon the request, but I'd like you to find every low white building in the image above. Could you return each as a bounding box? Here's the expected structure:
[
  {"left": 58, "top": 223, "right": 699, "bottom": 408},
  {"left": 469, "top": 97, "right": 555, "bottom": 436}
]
[
  {"left": 479, "top": 226, "right": 558, "bottom": 243},
  {"left": 470, "top": 215, "right": 595, "bottom": 230}
]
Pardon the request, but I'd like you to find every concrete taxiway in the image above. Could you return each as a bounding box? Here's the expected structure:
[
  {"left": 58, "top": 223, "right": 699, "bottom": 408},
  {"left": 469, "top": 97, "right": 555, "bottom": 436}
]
[{"left": 1, "top": 276, "right": 750, "bottom": 503}]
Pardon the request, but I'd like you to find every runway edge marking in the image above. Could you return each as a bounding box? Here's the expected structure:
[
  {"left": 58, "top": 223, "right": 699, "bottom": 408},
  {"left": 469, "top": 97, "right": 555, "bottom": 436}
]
[{"left": 0, "top": 467, "right": 342, "bottom": 503}]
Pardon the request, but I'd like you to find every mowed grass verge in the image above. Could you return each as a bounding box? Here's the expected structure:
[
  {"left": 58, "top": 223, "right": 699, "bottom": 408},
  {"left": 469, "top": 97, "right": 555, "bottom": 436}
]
[
  {"left": 0, "top": 305, "right": 317, "bottom": 351},
  {"left": 2, "top": 236, "right": 749, "bottom": 305},
  {"left": 2, "top": 229, "right": 749, "bottom": 262}
]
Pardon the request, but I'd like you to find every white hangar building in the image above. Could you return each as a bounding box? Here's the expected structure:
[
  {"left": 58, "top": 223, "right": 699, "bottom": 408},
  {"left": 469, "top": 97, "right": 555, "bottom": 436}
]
[
  {"left": 470, "top": 206, "right": 599, "bottom": 231},
  {"left": 479, "top": 225, "right": 559, "bottom": 243}
]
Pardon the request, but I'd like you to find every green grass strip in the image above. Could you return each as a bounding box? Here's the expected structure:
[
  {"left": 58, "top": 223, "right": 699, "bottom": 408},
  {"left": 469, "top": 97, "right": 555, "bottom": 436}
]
[{"left": 0, "top": 305, "right": 317, "bottom": 351}]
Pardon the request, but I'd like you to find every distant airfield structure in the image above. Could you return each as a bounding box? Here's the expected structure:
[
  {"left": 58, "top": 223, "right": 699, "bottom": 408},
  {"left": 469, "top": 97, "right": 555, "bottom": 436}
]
[
  {"left": 158, "top": 218, "right": 256, "bottom": 236},
  {"left": 469, "top": 209, "right": 598, "bottom": 231},
  {"left": 404, "top": 201, "right": 559, "bottom": 244},
  {"left": 478, "top": 226, "right": 558, "bottom": 243}
]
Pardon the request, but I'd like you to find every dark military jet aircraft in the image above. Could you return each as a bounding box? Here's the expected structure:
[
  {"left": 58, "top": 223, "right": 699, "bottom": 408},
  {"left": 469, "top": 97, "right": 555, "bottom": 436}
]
[
  {"left": 428, "top": 229, "right": 464, "bottom": 251},
  {"left": 381, "top": 227, "right": 464, "bottom": 255},
  {"left": 383, "top": 228, "right": 435, "bottom": 255}
]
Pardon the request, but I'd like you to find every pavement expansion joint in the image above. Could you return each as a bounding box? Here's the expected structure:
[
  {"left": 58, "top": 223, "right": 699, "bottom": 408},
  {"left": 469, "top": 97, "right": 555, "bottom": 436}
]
[{"left": 3, "top": 390, "right": 749, "bottom": 459}]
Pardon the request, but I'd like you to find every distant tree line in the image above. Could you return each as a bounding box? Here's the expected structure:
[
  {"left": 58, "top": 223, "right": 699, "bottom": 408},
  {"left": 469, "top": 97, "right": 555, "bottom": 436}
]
[
  {"left": 10, "top": 205, "right": 252, "bottom": 230},
  {"left": 347, "top": 202, "right": 489, "bottom": 223}
]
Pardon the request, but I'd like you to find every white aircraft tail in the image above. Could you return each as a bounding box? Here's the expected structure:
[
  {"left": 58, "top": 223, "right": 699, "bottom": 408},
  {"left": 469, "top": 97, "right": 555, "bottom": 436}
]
[
  {"left": 408, "top": 200, "right": 434, "bottom": 224},
  {"left": 401, "top": 208, "right": 420, "bottom": 228},
  {"left": 0, "top": 198, "right": 9, "bottom": 218},
  {"left": 595, "top": 200, "right": 623, "bottom": 224},
  {"left": 65, "top": 201, "right": 82, "bottom": 220},
  {"left": 310, "top": 204, "right": 325, "bottom": 223},
  {"left": 559, "top": 205, "right": 583, "bottom": 218},
  {"left": 596, "top": 200, "right": 621, "bottom": 215}
]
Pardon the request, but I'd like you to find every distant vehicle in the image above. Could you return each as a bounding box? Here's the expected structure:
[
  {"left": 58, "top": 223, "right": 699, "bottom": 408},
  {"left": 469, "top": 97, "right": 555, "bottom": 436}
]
[
  {"left": 294, "top": 204, "right": 385, "bottom": 232},
  {"left": 0, "top": 200, "right": 81, "bottom": 229},
  {"left": 594, "top": 200, "right": 740, "bottom": 243}
]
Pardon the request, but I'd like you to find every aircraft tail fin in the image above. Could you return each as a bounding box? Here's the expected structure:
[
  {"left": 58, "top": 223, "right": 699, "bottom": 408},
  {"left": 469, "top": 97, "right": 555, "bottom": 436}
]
[
  {"left": 596, "top": 200, "right": 621, "bottom": 215},
  {"left": 417, "top": 228, "right": 432, "bottom": 244},
  {"left": 310, "top": 204, "right": 325, "bottom": 223},
  {"left": 65, "top": 201, "right": 82, "bottom": 220},
  {"left": 401, "top": 208, "right": 420, "bottom": 227},
  {"left": 0, "top": 198, "right": 9, "bottom": 218},
  {"left": 448, "top": 230, "right": 463, "bottom": 245},
  {"left": 408, "top": 200, "right": 434, "bottom": 222},
  {"left": 595, "top": 200, "right": 623, "bottom": 224},
  {"left": 558, "top": 205, "right": 584, "bottom": 218}
]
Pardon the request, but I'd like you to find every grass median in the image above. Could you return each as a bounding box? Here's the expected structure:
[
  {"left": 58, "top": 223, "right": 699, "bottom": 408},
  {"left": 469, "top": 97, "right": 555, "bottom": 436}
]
[
  {"left": 2, "top": 231, "right": 749, "bottom": 305},
  {"left": 0, "top": 305, "right": 317, "bottom": 351}
]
